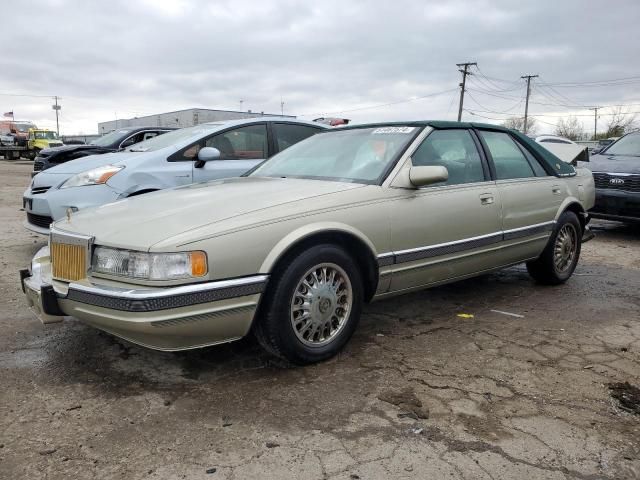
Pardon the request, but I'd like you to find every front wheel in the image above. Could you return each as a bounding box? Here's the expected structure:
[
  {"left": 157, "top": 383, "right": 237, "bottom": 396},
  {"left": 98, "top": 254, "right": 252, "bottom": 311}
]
[
  {"left": 254, "top": 244, "right": 363, "bottom": 365},
  {"left": 526, "top": 211, "right": 582, "bottom": 285}
]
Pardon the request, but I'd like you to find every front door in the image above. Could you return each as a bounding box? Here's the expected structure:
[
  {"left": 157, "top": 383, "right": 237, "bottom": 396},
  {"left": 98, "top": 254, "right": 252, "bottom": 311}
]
[
  {"left": 192, "top": 123, "right": 268, "bottom": 183},
  {"left": 389, "top": 128, "right": 504, "bottom": 292}
]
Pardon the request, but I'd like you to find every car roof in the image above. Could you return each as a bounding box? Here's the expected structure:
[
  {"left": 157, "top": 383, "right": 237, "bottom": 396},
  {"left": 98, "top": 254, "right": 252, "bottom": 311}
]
[
  {"left": 199, "top": 117, "right": 329, "bottom": 129},
  {"left": 115, "top": 126, "right": 178, "bottom": 132}
]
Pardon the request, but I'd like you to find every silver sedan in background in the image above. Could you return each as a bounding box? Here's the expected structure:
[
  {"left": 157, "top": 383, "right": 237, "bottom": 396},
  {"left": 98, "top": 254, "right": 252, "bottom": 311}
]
[{"left": 23, "top": 118, "right": 327, "bottom": 233}]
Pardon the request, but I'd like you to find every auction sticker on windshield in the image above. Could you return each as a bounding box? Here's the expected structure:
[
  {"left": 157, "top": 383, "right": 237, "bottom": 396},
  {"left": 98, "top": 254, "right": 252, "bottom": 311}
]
[{"left": 371, "top": 127, "right": 415, "bottom": 134}]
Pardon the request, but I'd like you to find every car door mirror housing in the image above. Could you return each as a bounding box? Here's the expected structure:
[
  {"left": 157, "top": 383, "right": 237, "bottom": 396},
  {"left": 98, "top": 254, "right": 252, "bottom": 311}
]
[
  {"left": 409, "top": 166, "right": 448, "bottom": 187},
  {"left": 197, "top": 147, "right": 221, "bottom": 162}
]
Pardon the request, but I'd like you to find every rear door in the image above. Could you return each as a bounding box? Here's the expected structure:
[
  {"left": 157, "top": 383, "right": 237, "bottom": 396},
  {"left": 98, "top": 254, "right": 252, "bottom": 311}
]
[
  {"left": 476, "top": 129, "right": 561, "bottom": 263},
  {"left": 389, "top": 128, "right": 504, "bottom": 292},
  {"left": 192, "top": 123, "right": 268, "bottom": 183}
]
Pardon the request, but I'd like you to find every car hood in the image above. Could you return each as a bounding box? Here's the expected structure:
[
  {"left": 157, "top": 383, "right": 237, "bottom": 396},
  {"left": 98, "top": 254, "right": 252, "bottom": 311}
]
[
  {"left": 582, "top": 154, "right": 640, "bottom": 174},
  {"left": 40, "top": 144, "right": 106, "bottom": 155},
  {"left": 53, "top": 177, "right": 366, "bottom": 250},
  {"left": 40, "top": 150, "right": 150, "bottom": 175}
]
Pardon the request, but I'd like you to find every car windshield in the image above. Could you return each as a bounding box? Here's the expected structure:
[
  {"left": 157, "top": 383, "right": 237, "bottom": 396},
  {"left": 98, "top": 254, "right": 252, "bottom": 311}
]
[
  {"left": 34, "top": 131, "right": 58, "bottom": 139},
  {"left": 250, "top": 126, "right": 421, "bottom": 184},
  {"left": 16, "top": 123, "right": 34, "bottom": 132},
  {"left": 603, "top": 133, "right": 640, "bottom": 157},
  {"left": 126, "top": 124, "right": 222, "bottom": 152},
  {"left": 90, "top": 129, "right": 133, "bottom": 146}
]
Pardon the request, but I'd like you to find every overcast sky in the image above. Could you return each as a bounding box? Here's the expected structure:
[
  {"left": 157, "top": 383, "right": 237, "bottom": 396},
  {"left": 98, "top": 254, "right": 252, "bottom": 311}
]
[{"left": 1, "top": 0, "right": 639, "bottom": 135}]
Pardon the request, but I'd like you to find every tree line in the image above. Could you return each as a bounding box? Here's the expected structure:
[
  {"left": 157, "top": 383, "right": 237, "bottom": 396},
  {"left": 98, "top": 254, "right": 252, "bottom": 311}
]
[{"left": 501, "top": 106, "right": 638, "bottom": 140}]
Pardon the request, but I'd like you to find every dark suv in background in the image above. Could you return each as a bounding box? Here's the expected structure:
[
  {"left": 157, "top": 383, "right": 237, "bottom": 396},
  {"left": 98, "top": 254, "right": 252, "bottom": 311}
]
[
  {"left": 32, "top": 126, "right": 175, "bottom": 175},
  {"left": 586, "top": 131, "right": 640, "bottom": 223}
]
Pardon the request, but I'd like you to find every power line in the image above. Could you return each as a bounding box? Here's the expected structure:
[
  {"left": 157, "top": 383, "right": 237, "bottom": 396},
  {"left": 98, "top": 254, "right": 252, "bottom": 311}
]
[
  {"left": 539, "top": 75, "right": 640, "bottom": 87},
  {"left": 466, "top": 89, "right": 525, "bottom": 114},
  {"left": 297, "top": 88, "right": 458, "bottom": 117}
]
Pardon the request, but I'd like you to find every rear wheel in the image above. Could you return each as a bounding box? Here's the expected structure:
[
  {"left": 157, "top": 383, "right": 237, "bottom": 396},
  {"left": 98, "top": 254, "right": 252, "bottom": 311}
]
[
  {"left": 254, "top": 244, "right": 363, "bottom": 365},
  {"left": 526, "top": 211, "right": 582, "bottom": 285}
]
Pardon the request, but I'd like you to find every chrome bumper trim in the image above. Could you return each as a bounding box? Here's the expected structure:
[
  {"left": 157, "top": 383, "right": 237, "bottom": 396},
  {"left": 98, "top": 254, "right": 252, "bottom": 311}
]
[{"left": 63, "top": 275, "right": 269, "bottom": 312}]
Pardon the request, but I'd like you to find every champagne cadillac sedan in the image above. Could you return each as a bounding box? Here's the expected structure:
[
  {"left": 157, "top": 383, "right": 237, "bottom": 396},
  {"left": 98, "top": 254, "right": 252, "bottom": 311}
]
[{"left": 21, "top": 121, "right": 595, "bottom": 364}]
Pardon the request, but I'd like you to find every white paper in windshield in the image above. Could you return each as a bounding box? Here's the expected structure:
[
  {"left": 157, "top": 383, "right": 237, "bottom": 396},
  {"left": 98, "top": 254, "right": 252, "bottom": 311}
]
[{"left": 371, "top": 127, "right": 415, "bottom": 134}]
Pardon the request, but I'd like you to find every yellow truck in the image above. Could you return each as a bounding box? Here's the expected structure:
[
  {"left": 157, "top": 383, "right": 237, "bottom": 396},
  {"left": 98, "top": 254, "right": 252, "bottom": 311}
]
[{"left": 27, "top": 129, "right": 64, "bottom": 158}]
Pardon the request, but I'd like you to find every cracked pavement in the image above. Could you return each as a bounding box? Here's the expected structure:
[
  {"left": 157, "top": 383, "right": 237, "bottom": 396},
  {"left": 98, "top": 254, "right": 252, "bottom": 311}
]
[{"left": 1, "top": 160, "right": 639, "bottom": 479}]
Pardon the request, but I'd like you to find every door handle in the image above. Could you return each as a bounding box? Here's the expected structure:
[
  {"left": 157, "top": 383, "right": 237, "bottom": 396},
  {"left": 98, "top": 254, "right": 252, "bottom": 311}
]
[{"left": 479, "top": 194, "right": 494, "bottom": 205}]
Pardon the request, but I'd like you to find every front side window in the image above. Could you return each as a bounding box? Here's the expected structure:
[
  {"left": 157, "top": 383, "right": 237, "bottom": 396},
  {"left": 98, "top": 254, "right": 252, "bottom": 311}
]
[
  {"left": 120, "top": 132, "right": 144, "bottom": 148},
  {"left": 480, "top": 131, "right": 536, "bottom": 180},
  {"left": 143, "top": 132, "right": 158, "bottom": 141},
  {"left": 411, "top": 129, "right": 485, "bottom": 186},
  {"left": 274, "top": 123, "right": 322, "bottom": 152},
  {"left": 251, "top": 126, "right": 420, "bottom": 184}
]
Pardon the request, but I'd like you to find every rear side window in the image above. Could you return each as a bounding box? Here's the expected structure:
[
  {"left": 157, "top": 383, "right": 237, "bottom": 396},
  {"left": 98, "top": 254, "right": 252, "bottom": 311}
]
[
  {"left": 273, "top": 123, "right": 321, "bottom": 152},
  {"left": 518, "top": 143, "right": 547, "bottom": 176},
  {"left": 411, "top": 129, "right": 486, "bottom": 186},
  {"left": 480, "top": 131, "right": 536, "bottom": 180}
]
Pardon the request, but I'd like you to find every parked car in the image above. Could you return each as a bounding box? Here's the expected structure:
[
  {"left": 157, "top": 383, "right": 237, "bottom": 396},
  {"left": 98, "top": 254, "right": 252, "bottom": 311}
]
[
  {"left": 534, "top": 135, "right": 589, "bottom": 165},
  {"left": 591, "top": 137, "right": 621, "bottom": 155},
  {"left": 32, "top": 126, "right": 176, "bottom": 175},
  {"left": 23, "top": 118, "right": 327, "bottom": 233},
  {"left": 0, "top": 132, "right": 15, "bottom": 146},
  {"left": 534, "top": 135, "right": 576, "bottom": 145},
  {"left": 585, "top": 131, "right": 640, "bottom": 223},
  {"left": 21, "top": 121, "right": 595, "bottom": 364},
  {"left": 314, "top": 117, "right": 350, "bottom": 127},
  {"left": 0, "top": 120, "right": 38, "bottom": 146}
]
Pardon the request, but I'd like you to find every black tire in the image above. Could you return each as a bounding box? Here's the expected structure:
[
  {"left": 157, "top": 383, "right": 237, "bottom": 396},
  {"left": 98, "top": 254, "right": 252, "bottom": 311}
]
[
  {"left": 526, "top": 211, "right": 582, "bottom": 285},
  {"left": 254, "top": 244, "right": 364, "bottom": 365}
]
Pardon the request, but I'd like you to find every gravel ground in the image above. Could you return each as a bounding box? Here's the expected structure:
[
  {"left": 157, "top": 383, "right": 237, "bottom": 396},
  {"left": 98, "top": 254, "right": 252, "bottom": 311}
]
[{"left": 1, "top": 160, "right": 639, "bottom": 479}]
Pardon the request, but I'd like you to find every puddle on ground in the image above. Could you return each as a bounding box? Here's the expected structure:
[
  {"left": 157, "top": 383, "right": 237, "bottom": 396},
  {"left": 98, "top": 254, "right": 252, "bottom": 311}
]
[{"left": 609, "top": 382, "right": 640, "bottom": 415}]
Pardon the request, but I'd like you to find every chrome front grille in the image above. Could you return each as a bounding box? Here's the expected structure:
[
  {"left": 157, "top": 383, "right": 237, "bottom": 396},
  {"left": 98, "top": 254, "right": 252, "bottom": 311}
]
[
  {"left": 593, "top": 172, "right": 640, "bottom": 192},
  {"left": 49, "top": 229, "right": 94, "bottom": 282}
]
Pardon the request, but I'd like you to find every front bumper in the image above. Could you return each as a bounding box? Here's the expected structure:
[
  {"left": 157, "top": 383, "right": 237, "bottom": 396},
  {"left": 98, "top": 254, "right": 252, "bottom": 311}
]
[
  {"left": 590, "top": 188, "right": 640, "bottom": 223},
  {"left": 23, "top": 183, "right": 122, "bottom": 234},
  {"left": 21, "top": 247, "right": 267, "bottom": 351}
]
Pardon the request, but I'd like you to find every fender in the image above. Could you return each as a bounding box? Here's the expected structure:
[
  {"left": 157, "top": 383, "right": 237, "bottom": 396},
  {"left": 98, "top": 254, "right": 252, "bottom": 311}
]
[
  {"left": 259, "top": 221, "right": 380, "bottom": 274},
  {"left": 555, "top": 196, "right": 585, "bottom": 221}
]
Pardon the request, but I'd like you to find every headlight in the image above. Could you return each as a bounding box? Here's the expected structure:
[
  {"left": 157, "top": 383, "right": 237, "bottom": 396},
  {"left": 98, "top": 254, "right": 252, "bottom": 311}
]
[
  {"left": 60, "top": 165, "right": 124, "bottom": 189},
  {"left": 92, "top": 247, "right": 208, "bottom": 280}
]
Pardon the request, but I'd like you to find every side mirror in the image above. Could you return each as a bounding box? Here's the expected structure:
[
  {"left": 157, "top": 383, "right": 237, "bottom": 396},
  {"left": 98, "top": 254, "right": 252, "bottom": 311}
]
[
  {"left": 409, "top": 166, "right": 448, "bottom": 187},
  {"left": 197, "top": 147, "right": 221, "bottom": 162}
]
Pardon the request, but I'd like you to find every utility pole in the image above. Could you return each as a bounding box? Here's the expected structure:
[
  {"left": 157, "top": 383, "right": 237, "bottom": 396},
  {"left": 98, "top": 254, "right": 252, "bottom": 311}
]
[
  {"left": 52, "top": 96, "right": 61, "bottom": 135},
  {"left": 456, "top": 62, "right": 476, "bottom": 121},
  {"left": 589, "top": 107, "right": 599, "bottom": 139},
  {"left": 239, "top": 99, "right": 244, "bottom": 111},
  {"left": 521, "top": 75, "right": 538, "bottom": 134},
  {"left": 280, "top": 97, "right": 284, "bottom": 116}
]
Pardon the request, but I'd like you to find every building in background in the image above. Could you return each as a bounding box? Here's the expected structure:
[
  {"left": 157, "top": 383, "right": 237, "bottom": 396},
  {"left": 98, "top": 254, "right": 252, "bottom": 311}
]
[{"left": 98, "top": 108, "right": 293, "bottom": 134}]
